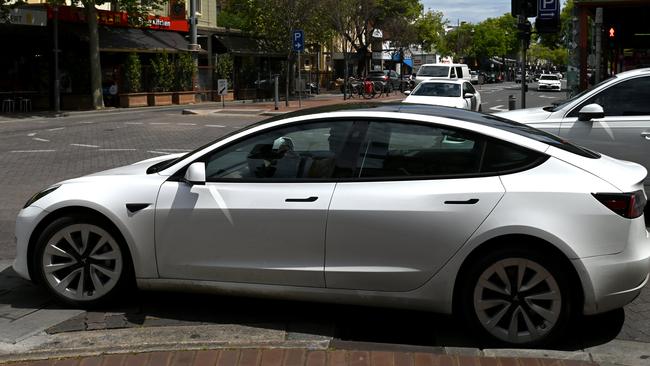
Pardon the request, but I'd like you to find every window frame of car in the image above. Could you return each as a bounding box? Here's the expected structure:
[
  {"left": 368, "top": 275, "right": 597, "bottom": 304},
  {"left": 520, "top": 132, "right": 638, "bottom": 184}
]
[
  {"left": 166, "top": 117, "right": 550, "bottom": 184},
  {"left": 463, "top": 82, "right": 476, "bottom": 95},
  {"left": 565, "top": 75, "right": 650, "bottom": 118}
]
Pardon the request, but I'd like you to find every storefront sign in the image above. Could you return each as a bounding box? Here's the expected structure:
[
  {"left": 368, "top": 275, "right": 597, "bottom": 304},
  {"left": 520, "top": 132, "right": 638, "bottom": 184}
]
[
  {"left": 48, "top": 6, "right": 188, "bottom": 32},
  {"left": 7, "top": 8, "right": 47, "bottom": 26}
]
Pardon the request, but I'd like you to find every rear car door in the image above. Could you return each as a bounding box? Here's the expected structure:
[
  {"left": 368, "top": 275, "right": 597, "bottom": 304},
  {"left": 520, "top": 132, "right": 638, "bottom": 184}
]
[
  {"left": 325, "top": 120, "right": 507, "bottom": 291},
  {"left": 559, "top": 75, "right": 650, "bottom": 179}
]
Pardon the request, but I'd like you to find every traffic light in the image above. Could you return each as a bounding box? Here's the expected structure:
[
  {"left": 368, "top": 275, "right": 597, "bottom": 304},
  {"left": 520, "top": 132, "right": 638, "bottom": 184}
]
[
  {"left": 608, "top": 27, "right": 616, "bottom": 38},
  {"left": 511, "top": 0, "right": 537, "bottom": 18}
]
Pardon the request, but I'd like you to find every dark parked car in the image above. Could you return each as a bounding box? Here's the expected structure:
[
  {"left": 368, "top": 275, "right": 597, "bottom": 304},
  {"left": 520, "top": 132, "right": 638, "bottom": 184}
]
[{"left": 366, "top": 70, "right": 405, "bottom": 92}]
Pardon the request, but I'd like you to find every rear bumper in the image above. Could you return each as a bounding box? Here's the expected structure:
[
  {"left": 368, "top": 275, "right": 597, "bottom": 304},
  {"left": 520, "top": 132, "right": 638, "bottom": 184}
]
[{"left": 577, "top": 221, "right": 650, "bottom": 315}]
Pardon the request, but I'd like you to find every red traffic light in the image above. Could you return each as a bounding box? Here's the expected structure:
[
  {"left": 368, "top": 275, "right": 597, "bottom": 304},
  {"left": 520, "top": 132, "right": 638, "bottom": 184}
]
[{"left": 609, "top": 27, "right": 615, "bottom": 38}]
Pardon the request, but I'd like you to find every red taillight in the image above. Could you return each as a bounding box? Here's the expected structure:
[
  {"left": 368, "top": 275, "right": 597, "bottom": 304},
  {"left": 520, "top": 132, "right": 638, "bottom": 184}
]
[{"left": 592, "top": 190, "right": 647, "bottom": 219}]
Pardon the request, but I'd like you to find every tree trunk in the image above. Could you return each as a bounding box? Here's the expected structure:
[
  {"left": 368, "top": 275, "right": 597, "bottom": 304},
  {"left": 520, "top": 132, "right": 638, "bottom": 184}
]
[{"left": 86, "top": 2, "right": 104, "bottom": 109}]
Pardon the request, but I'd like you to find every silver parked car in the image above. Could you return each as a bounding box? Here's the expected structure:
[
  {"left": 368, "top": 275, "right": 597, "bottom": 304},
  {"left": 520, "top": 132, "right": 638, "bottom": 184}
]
[
  {"left": 15, "top": 104, "right": 650, "bottom": 347},
  {"left": 497, "top": 68, "right": 650, "bottom": 203}
]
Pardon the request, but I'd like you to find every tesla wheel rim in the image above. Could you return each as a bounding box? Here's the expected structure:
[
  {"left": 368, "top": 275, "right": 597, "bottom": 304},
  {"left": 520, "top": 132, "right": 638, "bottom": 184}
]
[
  {"left": 42, "top": 224, "right": 123, "bottom": 301},
  {"left": 473, "top": 258, "right": 562, "bottom": 344}
]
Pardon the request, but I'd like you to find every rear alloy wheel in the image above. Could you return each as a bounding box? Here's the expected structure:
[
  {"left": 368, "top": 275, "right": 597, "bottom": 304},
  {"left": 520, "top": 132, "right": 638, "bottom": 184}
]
[
  {"left": 36, "top": 218, "right": 127, "bottom": 306},
  {"left": 461, "top": 249, "right": 572, "bottom": 346}
]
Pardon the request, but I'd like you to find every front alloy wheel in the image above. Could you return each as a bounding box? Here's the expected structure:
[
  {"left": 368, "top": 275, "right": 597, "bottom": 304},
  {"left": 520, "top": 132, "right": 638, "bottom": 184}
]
[
  {"left": 473, "top": 258, "right": 562, "bottom": 344},
  {"left": 39, "top": 222, "right": 124, "bottom": 304}
]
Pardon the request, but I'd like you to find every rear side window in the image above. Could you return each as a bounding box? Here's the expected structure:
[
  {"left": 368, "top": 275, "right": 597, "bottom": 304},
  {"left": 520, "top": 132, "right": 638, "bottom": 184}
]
[
  {"left": 355, "top": 121, "right": 545, "bottom": 179},
  {"left": 456, "top": 67, "right": 463, "bottom": 78}
]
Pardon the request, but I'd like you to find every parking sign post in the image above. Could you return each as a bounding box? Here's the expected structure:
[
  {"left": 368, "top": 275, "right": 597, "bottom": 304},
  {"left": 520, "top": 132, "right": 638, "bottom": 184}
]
[{"left": 293, "top": 30, "right": 305, "bottom": 108}]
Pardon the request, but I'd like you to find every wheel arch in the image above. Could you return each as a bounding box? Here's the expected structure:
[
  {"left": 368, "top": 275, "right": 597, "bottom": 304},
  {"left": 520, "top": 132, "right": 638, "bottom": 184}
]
[
  {"left": 451, "top": 233, "right": 585, "bottom": 316},
  {"left": 27, "top": 205, "right": 135, "bottom": 284}
]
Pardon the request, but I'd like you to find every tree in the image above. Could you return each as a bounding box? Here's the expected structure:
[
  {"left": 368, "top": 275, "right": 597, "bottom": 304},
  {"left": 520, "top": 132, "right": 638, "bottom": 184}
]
[{"left": 414, "top": 10, "right": 448, "bottom": 54}]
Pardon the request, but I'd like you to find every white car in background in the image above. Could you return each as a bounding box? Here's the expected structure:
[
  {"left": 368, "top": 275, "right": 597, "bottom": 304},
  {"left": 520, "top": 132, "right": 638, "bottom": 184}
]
[
  {"left": 537, "top": 74, "right": 562, "bottom": 91},
  {"left": 403, "top": 79, "right": 482, "bottom": 112}
]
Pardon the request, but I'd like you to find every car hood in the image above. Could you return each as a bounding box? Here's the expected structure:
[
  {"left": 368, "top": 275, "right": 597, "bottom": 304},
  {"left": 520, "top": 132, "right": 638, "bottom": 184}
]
[
  {"left": 85, "top": 153, "right": 185, "bottom": 177},
  {"left": 495, "top": 108, "right": 552, "bottom": 122},
  {"left": 403, "top": 96, "right": 464, "bottom": 108}
]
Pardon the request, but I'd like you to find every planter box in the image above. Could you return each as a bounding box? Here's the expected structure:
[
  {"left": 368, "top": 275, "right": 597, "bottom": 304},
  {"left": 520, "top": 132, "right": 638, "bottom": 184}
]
[
  {"left": 212, "top": 91, "right": 234, "bottom": 102},
  {"left": 119, "top": 93, "right": 148, "bottom": 108},
  {"left": 173, "top": 91, "right": 197, "bottom": 105},
  {"left": 147, "top": 92, "right": 173, "bottom": 106}
]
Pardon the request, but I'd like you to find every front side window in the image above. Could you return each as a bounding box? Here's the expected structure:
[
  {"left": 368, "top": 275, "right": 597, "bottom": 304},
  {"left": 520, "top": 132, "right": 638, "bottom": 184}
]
[
  {"left": 568, "top": 76, "right": 650, "bottom": 117},
  {"left": 417, "top": 66, "right": 450, "bottom": 77},
  {"left": 203, "top": 121, "right": 358, "bottom": 181},
  {"left": 464, "top": 82, "right": 476, "bottom": 94},
  {"left": 412, "top": 83, "right": 461, "bottom": 97}
]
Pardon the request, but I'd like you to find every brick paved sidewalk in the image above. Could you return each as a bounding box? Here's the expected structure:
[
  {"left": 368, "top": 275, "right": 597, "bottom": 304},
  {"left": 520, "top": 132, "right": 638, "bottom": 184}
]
[{"left": 0, "top": 349, "right": 597, "bottom": 366}]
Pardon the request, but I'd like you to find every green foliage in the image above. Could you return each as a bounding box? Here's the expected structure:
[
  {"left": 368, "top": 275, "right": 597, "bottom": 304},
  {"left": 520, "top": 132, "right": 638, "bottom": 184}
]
[
  {"left": 150, "top": 52, "right": 173, "bottom": 92},
  {"left": 124, "top": 52, "right": 142, "bottom": 93},
  {"left": 215, "top": 54, "right": 234, "bottom": 82},
  {"left": 174, "top": 52, "right": 195, "bottom": 91},
  {"left": 414, "top": 10, "right": 448, "bottom": 54}
]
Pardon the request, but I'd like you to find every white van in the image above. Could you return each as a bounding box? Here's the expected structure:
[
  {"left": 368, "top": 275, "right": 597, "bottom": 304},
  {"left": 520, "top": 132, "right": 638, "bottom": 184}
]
[{"left": 414, "top": 63, "right": 471, "bottom": 85}]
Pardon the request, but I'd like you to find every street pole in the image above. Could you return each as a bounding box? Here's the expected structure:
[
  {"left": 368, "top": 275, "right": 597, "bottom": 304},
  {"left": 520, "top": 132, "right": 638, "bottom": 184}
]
[
  {"left": 518, "top": 14, "right": 527, "bottom": 109},
  {"left": 298, "top": 50, "right": 301, "bottom": 107},
  {"left": 189, "top": 0, "right": 199, "bottom": 91},
  {"left": 53, "top": 6, "right": 60, "bottom": 114}
]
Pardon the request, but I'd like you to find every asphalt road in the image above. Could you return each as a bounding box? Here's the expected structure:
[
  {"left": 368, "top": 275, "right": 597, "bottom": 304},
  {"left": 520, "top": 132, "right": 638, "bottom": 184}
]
[{"left": 0, "top": 85, "right": 648, "bottom": 351}]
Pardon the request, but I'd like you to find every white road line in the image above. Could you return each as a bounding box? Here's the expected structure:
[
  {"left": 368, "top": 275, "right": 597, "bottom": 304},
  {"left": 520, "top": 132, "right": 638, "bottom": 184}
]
[
  {"left": 48, "top": 127, "right": 64, "bottom": 131},
  {"left": 70, "top": 143, "right": 100, "bottom": 148},
  {"left": 539, "top": 95, "right": 559, "bottom": 99},
  {"left": 33, "top": 138, "right": 50, "bottom": 142},
  {"left": 125, "top": 122, "right": 143, "bottom": 125},
  {"left": 177, "top": 123, "right": 196, "bottom": 126},
  {"left": 205, "top": 124, "right": 226, "bottom": 128},
  {"left": 27, "top": 133, "right": 37, "bottom": 137},
  {"left": 489, "top": 105, "right": 509, "bottom": 112},
  {"left": 148, "top": 151, "right": 171, "bottom": 155},
  {"left": 156, "top": 148, "right": 191, "bottom": 151},
  {"left": 81, "top": 121, "right": 94, "bottom": 124},
  {"left": 98, "top": 148, "right": 137, "bottom": 151},
  {"left": 150, "top": 122, "right": 170, "bottom": 125},
  {"left": 11, "top": 150, "right": 56, "bottom": 153}
]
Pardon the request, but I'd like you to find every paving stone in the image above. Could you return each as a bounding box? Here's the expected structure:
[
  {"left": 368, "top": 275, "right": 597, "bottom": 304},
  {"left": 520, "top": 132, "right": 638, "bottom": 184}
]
[
  {"left": 46, "top": 314, "right": 87, "bottom": 334},
  {"left": 147, "top": 352, "right": 174, "bottom": 366},
  {"left": 370, "top": 352, "right": 393, "bottom": 366},
  {"left": 393, "top": 353, "right": 413, "bottom": 366},
  {"left": 78, "top": 356, "right": 103, "bottom": 366},
  {"left": 306, "top": 351, "right": 327, "bottom": 366},
  {"left": 172, "top": 351, "right": 196, "bottom": 366},
  {"left": 413, "top": 353, "right": 435, "bottom": 366},
  {"left": 348, "top": 352, "right": 369, "bottom": 366},
  {"left": 217, "top": 350, "right": 240, "bottom": 366},
  {"left": 239, "top": 350, "right": 261, "bottom": 366},
  {"left": 260, "top": 350, "right": 284, "bottom": 366},
  {"left": 0, "top": 306, "right": 84, "bottom": 343},
  {"left": 124, "top": 353, "right": 150, "bottom": 366},
  {"left": 283, "top": 350, "right": 306, "bottom": 366},
  {"left": 105, "top": 315, "right": 128, "bottom": 330},
  {"left": 193, "top": 350, "right": 220, "bottom": 366}
]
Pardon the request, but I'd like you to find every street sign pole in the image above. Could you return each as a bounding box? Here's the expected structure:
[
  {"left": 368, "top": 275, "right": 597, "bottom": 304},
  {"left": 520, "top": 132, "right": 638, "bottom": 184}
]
[{"left": 298, "top": 51, "right": 301, "bottom": 108}]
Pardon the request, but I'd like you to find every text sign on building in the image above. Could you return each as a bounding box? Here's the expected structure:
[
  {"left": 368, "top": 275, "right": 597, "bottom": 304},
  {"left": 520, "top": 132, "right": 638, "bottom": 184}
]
[
  {"left": 8, "top": 8, "right": 47, "bottom": 26},
  {"left": 217, "top": 79, "right": 228, "bottom": 95},
  {"left": 537, "top": 0, "right": 559, "bottom": 19},
  {"left": 292, "top": 30, "right": 304, "bottom": 52}
]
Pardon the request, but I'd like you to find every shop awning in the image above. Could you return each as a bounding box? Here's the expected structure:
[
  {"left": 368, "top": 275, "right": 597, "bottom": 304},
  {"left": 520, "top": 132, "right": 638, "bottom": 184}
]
[
  {"left": 99, "top": 26, "right": 192, "bottom": 53},
  {"left": 214, "top": 34, "right": 283, "bottom": 56}
]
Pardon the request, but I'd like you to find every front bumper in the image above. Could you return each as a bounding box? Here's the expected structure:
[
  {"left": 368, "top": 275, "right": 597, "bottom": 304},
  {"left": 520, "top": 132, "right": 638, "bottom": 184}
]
[
  {"left": 576, "top": 219, "right": 650, "bottom": 315},
  {"left": 538, "top": 84, "right": 561, "bottom": 90},
  {"left": 13, "top": 206, "right": 49, "bottom": 281}
]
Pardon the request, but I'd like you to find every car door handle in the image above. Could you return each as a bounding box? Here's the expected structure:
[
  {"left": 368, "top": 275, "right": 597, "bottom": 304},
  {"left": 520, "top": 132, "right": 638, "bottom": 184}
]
[
  {"left": 444, "top": 199, "right": 479, "bottom": 205},
  {"left": 285, "top": 196, "right": 319, "bottom": 202},
  {"left": 641, "top": 132, "right": 650, "bottom": 140}
]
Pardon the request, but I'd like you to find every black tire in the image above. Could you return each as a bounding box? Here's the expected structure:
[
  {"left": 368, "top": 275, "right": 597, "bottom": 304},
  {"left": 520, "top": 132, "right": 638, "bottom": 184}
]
[
  {"left": 458, "top": 246, "right": 575, "bottom": 347},
  {"left": 33, "top": 214, "right": 134, "bottom": 307}
]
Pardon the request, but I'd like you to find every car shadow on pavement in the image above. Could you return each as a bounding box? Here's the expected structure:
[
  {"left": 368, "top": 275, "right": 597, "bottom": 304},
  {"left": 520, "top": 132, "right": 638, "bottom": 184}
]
[{"left": 0, "top": 265, "right": 627, "bottom": 351}]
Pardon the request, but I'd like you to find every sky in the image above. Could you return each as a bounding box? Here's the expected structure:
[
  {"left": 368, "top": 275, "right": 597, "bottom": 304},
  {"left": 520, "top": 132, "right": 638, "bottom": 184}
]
[{"left": 422, "top": 0, "right": 567, "bottom": 24}]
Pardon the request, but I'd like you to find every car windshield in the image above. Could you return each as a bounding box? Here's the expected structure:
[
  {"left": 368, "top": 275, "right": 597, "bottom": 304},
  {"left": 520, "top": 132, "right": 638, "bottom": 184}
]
[
  {"left": 546, "top": 76, "right": 616, "bottom": 112},
  {"left": 540, "top": 75, "right": 558, "bottom": 80},
  {"left": 417, "top": 65, "right": 449, "bottom": 77},
  {"left": 412, "top": 83, "right": 461, "bottom": 97}
]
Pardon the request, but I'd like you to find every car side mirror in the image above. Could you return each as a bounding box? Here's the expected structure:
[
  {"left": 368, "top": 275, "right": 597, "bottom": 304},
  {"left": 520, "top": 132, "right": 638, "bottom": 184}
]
[
  {"left": 184, "top": 162, "right": 206, "bottom": 185},
  {"left": 578, "top": 103, "right": 605, "bottom": 122},
  {"left": 463, "top": 92, "right": 474, "bottom": 99},
  {"left": 404, "top": 90, "right": 411, "bottom": 95}
]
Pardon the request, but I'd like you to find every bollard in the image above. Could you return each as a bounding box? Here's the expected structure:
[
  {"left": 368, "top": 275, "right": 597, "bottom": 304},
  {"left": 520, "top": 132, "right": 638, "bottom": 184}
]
[
  {"left": 508, "top": 95, "right": 516, "bottom": 110},
  {"left": 274, "top": 75, "right": 279, "bottom": 111}
]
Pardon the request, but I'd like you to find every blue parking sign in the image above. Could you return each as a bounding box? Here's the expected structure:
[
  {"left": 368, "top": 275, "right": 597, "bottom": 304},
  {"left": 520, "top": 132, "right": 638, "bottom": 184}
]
[
  {"left": 538, "top": 0, "right": 559, "bottom": 19},
  {"left": 292, "top": 30, "right": 304, "bottom": 52}
]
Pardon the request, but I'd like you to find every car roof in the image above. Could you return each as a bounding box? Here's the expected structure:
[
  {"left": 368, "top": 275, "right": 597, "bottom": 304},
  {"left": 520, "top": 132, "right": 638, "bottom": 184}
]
[
  {"left": 420, "top": 63, "right": 467, "bottom": 67},
  {"left": 612, "top": 67, "right": 650, "bottom": 78},
  {"left": 417, "top": 79, "right": 466, "bottom": 85}
]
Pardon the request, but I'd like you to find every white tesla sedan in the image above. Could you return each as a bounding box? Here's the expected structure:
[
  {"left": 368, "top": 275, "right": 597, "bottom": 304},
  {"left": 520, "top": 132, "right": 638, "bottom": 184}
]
[
  {"left": 403, "top": 79, "right": 482, "bottom": 112},
  {"left": 14, "top": 104, "right": 650, "bottom": 347}
]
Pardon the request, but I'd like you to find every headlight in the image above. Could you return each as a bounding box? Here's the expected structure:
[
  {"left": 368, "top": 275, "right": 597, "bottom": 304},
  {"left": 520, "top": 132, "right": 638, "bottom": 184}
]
[{"left": 24, "top": 185, "right": 60, "bottom": 209}]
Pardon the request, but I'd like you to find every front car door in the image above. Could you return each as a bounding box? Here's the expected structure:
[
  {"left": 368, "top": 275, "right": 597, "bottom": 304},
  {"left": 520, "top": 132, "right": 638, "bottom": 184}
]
[
  {"left": 155, "top": 120, "right": 359, "bottom": 287},
  {"left": 325, "top": 120, "right": 510, "bottom": 291},
  {"left": 559, "top": 75, "right": 650, "bottom": 183}
]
